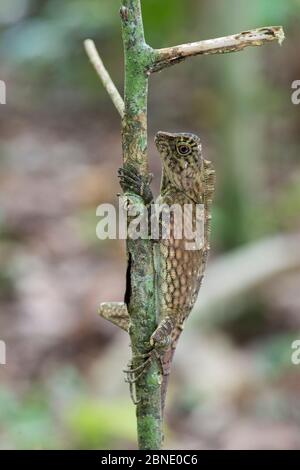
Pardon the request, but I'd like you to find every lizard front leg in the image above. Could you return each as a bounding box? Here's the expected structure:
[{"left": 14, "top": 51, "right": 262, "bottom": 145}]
[{"left": 118, "top": 162, "right": 153, "bottom": 205}]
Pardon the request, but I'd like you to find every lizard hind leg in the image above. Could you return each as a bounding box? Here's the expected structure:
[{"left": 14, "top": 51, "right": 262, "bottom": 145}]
[
  {"left": 123, "top": 352, "right": 153, "bottom": 405},
  {"left": 123, "top": 355, "right": 151, "bottom": 405},
  {"left": 123, "top": 352, "right": 152, "bottom": 380},
  {"left": 123, "top": 316, "right": 177, "bottom": 391},
  {"left": 122, "top": 316, "right": 177, "bottom": 404},
  {"left": 125, "top": 315, "right": 176, "bottom": 385},
  {"left": 123, "top": 334, "right": 169, "bottom": 386},
  {"left": 150, "top": 316, "right": 177, "bottom": 376},
  {"left": 150, "top": 316, "right": 175, "bottom": 349},
  {"left": 123, "top": 317, "right": 175, "bottom": 406}
]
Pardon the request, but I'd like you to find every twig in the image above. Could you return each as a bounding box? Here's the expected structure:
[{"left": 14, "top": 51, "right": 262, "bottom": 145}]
[
  {"left": 84, "top": 39, "right": 125, "bottom": 118},
  {"left": 150, "top": 26, "right": 285, "bottom": 73}
]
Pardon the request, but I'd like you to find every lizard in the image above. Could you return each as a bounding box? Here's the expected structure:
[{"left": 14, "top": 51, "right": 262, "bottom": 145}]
[{"left": 99, "top": 131, "right": 215, "bottom": 401}]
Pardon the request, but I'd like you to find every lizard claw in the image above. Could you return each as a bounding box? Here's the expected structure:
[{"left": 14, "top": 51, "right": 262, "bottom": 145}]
[{"left": 118, "top": 163, "right": 153, "bottom": 205}]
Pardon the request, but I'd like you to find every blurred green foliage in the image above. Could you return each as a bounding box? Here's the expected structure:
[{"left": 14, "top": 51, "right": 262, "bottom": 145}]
[
  {"left": 66, "top": 400, "right": 136, "bottom": 449},
  {"left": 257, "top": 332, "right": 300, "bottom": 379},
  {"left": 0, "top": 368, "right": 136, "bottom": 449},
  {"left": 0, "top": 387, "right": 61, "bottom": 449}
]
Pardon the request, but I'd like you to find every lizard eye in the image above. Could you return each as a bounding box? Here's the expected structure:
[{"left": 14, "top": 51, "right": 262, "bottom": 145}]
[{"left": 177, "top": 143, "right": 192, "bottom": 156}]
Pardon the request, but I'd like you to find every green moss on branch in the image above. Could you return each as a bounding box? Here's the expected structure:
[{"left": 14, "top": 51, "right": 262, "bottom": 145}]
[{"left": 120, "top": 0, "right": 162, "bottom": 450}]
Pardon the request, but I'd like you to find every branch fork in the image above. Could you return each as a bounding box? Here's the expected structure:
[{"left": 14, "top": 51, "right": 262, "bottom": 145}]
[{"left": 84, "top": 25, "right": 284, "bottom": 116}]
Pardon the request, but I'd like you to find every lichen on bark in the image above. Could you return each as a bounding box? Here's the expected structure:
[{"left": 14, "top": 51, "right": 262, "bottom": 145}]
[{"left": 120, "top": 0, "right": 163, "bottom": 450}]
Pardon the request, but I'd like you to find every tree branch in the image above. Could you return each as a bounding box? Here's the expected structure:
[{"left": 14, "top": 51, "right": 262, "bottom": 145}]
[
  {"left": 84, "top": 39, "right": 125, "bottom": 117},
  {"left": 120, "top": 0, "right": 163, "bottom": 450},
  {"left": 150, "top": 26, "right": 285, "bottom": 73}
]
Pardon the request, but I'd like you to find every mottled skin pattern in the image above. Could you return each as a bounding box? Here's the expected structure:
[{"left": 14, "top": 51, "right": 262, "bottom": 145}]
[
  {"left": 150, "top": 132, "right": 215, "bottom": 376},
  {"left": 99, "top": 302, "right": 129, "bottom": 332},
  {"left": 99, "top": 131, "right": 215, "bottom": 398}
]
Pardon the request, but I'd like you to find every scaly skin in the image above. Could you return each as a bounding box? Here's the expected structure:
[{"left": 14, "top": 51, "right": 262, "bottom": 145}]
[
  {"left": 150, "top": 132, "right": 215, "bottom": 381},
  {"left": 99, "top": 131, "right": 215, "bottom": 400}
]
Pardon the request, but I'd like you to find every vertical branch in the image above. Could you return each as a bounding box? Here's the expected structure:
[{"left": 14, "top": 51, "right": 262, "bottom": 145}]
[
  {"left": 121, "top": 0, "right": 149, "bottom": 171},
  {"left": 120, "top": 0, "right": 162, "bottom": 450}
]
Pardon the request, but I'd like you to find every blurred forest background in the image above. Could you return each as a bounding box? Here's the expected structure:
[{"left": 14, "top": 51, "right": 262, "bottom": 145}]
[{"left": 0, "top": 0, "right": 300, "bottom": 450}]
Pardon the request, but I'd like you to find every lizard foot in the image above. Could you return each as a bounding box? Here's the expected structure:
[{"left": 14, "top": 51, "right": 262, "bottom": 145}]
[
  {"left": 125, "top": 317, "right": 175, "bottom": 380},
  {"left": 123, "top": 348, "right": 166, "bottom": 405},
  {"left": 123, "top": 351, "right": 154, "bottom": 383},
  {"left": 123, "top": 317, "right": 176, "bottom": 404},
  {"left": 123, "top": 351, "right": 155, "bottom": 405},
  {"left": 118, "top": 163, "right": 153, "bottom": 205}
]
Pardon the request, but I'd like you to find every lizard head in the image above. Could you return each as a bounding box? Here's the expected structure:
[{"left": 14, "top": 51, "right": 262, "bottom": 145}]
[{"left": 155, "top": 131, "right": 203, "bottom": 192}]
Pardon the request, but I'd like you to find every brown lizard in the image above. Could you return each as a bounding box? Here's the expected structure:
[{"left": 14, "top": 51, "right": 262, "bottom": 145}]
[{"left": 99, "top": 131, "right": 215, "bottom": 402}]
